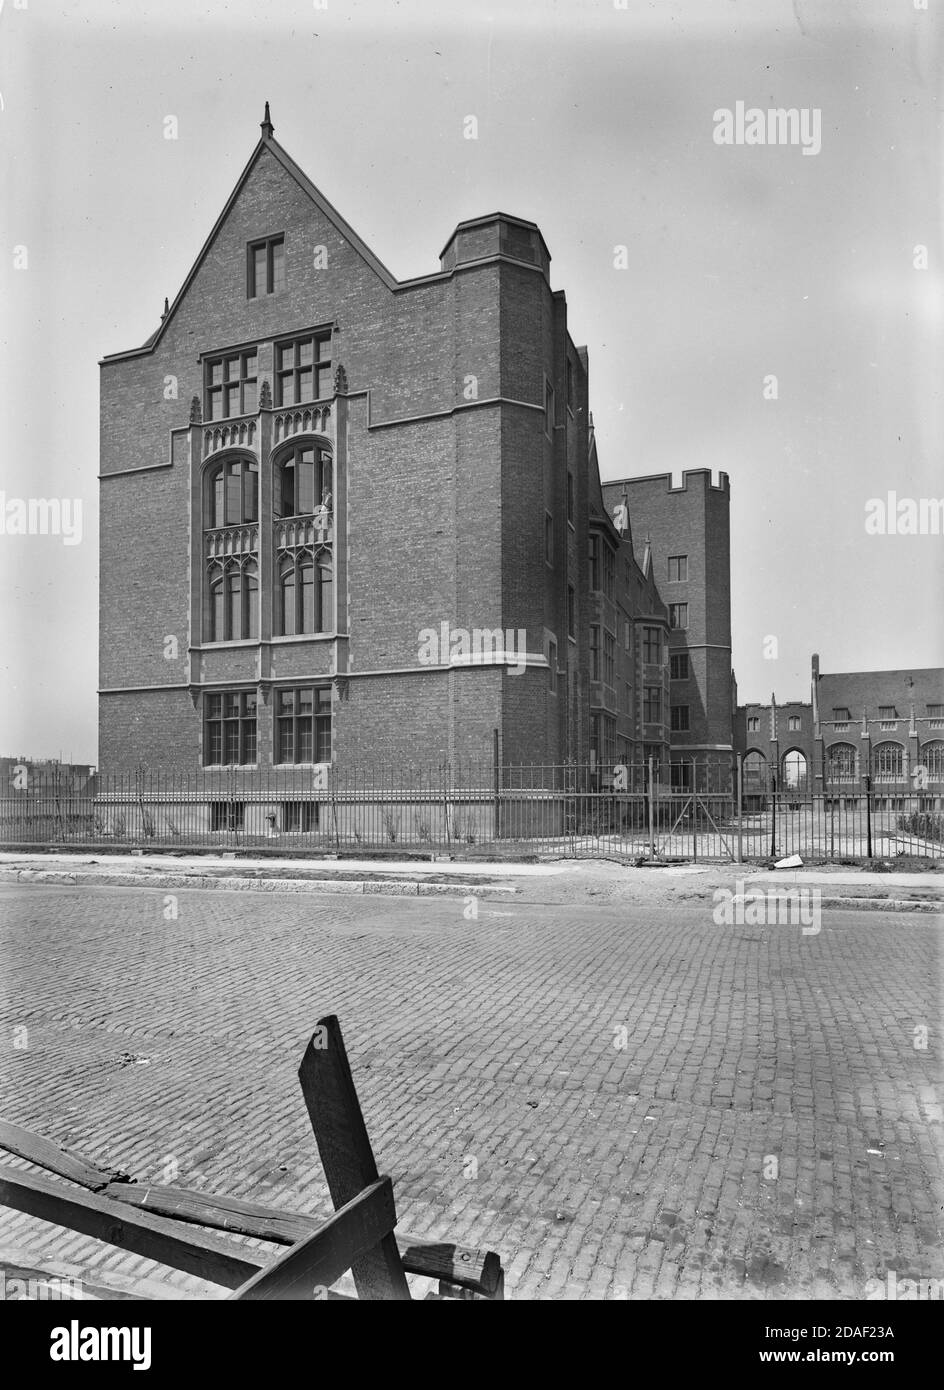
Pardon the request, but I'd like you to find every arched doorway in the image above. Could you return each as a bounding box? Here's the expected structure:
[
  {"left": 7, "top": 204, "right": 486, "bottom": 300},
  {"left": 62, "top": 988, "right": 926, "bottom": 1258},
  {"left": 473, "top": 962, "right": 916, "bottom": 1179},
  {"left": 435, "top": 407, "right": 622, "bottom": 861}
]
[{"left": 782, "top": 748, "right": 808, "bottom": 793}]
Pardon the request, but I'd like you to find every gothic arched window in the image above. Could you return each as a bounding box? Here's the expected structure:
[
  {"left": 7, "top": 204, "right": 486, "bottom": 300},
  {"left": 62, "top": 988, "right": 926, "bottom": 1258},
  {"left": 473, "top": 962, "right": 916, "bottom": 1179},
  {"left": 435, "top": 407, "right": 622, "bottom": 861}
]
[{"left": 275, "top": 444, "right": 332, "bottom": 519}]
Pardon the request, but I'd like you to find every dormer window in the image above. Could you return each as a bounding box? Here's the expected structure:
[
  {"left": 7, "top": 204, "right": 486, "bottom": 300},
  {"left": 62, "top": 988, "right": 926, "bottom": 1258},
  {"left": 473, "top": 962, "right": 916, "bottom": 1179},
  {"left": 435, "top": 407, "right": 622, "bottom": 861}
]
[{"left": 248, "top": 235, "right": 285, "bottom": 297}]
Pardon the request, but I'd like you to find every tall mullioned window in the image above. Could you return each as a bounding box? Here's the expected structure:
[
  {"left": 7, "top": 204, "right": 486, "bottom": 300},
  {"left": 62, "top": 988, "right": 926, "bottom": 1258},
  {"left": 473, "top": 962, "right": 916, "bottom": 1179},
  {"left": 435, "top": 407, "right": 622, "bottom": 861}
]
[
  {"left": 204, "top": 457, "right": 259, "bottom": 643},
  {"left": 208, "top": 561, "right": 258, "bottom": 642},
  {"left": 872, "top": 742, "right": 903, "bottom": 781},
  {"left": 278, "top": 554, "right": 333, "bottom": 635},
  {"left": 276, "top": 445, "right": 332, "bottom": 518},
  {"left": 827, "top": 743, "right": 857, "bottom": 780},
  {"left": 207, "top": 457, "right": 258, "bottom": 527}
]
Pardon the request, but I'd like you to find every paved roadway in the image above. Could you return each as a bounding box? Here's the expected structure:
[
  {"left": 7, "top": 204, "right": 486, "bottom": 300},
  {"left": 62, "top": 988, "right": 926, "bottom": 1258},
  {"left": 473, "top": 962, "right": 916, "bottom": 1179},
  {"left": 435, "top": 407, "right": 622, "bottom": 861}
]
[{"left": 0, "top": 883, "right": 940, "bottom": 1299}]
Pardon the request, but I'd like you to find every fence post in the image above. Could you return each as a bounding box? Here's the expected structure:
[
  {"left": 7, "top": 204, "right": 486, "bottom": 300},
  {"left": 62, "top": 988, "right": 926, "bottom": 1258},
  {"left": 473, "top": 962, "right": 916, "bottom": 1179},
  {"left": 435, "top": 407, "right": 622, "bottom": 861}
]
[
  {"left": 736, "top": 754, "right": 743, "bottom": 863},
  {"left": 492, "top": 728, "right": 500, "bottom": 843},
  {"left": 770, "top": 771, "right": 777, "bottom": 859},
  {"left": 691, "top": 757, "right": 697, "bottom": 862},
  {"left": 865, "top": 773, "right": 873, "bottom": 859},
  {"left": 647, "top": 756, "right": 655, "bottom": 860}
]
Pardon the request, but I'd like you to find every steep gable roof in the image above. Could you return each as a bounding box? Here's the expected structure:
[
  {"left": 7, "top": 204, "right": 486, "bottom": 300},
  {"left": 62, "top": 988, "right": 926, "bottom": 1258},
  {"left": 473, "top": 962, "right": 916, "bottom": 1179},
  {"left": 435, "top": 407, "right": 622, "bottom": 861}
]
[{"left": 101, "top": 106, "right": 400, "bottom": 364}]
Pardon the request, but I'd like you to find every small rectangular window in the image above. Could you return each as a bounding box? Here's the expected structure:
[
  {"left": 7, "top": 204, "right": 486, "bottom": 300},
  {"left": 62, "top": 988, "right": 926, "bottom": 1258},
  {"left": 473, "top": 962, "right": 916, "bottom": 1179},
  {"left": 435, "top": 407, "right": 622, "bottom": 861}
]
[
  {"left": 210, "top": 801, "right": 245, "bottom": 832},
  {"left": 643, "top": 686, "right": 662, "bottom": 724},
  {"left": 603, "top": 630, "right": 615, "bottom": 685},
  {"left": 589, "top": 534, "right": 600, "bottom": 591},
  {"left": 602, "top": 545, "right": 615, "bottom": 598},
  {"left": 667, "top": 555, "right": 688, "bottom": 582},
  {"left": 282, "top": 801, "right": 318, "bottom": 832},
  {"left": 547, "top": 638, "right": 558, "bottom": 694},
  {"left": 545, "top": 512, "right": 554, "bottom": 565},
  {"left": 669, "top": 603, "right": 688, "bottom": 630},
  {"left": 275, "top": 331, "right": 333, "bottom": 406},
  {"left": 589, "top": 625, "right": 600, "bottom": 682},
  {"left": 544, "top": 379, "right": 555, "bottom": 436},
  {"left": 204, "top": 690, "right": 256, "bottom": 767},
  {"left": 248, "top": 235, "right": 285, "bottom": 297},
  {"left": 747, "top": 715, "right": 760, "bottom": 732},
  {"left": 788, "top": 715, "right": 801, "bottom": 731},
  {"left": 204, "top": 348, "right": 258, "bottom": 421},
  {"left": 643, "top": 627, "right": 661, "bottom": 665},
  {"left": 670, "top": 653, "right": 689, "bottom": 680},
  {"left": 670, "top": 705, "right": 690, "bottom": 733},
  {"left": 276, "top": 684, "right": 332, "bottom": 764}
]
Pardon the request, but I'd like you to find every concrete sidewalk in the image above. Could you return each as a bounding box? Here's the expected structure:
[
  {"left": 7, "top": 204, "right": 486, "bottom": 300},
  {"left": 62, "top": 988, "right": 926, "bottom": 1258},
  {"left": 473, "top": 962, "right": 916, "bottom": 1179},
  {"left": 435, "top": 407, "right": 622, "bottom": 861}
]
[
  {"left": 0, "top": 851, "right": 940, "bottom": 912},
  {"left": 0, "top": 850, "right": 571, "bottom": 879},
  {"left": 0, "top": 851, "right": 523, "bottom": 899}
]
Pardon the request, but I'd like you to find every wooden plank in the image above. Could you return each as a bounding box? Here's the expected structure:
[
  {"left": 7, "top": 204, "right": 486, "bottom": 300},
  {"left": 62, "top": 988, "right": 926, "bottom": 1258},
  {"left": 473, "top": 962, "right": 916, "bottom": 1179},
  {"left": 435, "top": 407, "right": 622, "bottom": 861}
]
[
  {"left": 298, "top": 1016, "right": 411, "bottom": 1300},
  {"left": 0, "top": 1117, "right": 502, "bottom": 1295},
  {"left": 0, "top": 1165, "right": 263, "bottom": 1289},
  {"left": 229, "top": 1178, "right": 396, "bottom": 1300},
  {"left": 101, "top": 1182, "right": 312, "bottom": 1244},
  {"left": 0, "top": 1119, "right": 117, "bottom": 1190},
  {"left": 398, "top": 1237, "right": 503, "bottom": 1298},
  {"left": 100, "top": 1182, "right": 502, "bottom": 1295}
]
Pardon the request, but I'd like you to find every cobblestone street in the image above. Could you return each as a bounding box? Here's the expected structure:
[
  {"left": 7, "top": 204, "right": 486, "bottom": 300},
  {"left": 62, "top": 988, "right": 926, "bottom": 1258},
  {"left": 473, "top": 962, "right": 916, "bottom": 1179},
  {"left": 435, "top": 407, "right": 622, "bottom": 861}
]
[{"left": 0, "top": 883, "right": 941, "bottom": 1300}]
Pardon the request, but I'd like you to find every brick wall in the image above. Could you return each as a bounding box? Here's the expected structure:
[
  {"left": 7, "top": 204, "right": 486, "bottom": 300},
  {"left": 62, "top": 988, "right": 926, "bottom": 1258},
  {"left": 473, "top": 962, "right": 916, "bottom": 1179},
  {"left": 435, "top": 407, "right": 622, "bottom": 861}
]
[{"left": 99, "top": 131, "right": 592, "bottom": 776}]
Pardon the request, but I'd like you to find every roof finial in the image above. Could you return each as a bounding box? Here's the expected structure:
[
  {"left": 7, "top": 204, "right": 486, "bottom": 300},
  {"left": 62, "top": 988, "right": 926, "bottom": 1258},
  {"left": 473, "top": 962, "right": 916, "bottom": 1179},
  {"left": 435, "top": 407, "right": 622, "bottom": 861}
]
[
  {"left": 161, "top": 296, "right": 169, "bottom": 321},
  {"left": 261, "top": 101, "right": 274, "bottom": 137}
]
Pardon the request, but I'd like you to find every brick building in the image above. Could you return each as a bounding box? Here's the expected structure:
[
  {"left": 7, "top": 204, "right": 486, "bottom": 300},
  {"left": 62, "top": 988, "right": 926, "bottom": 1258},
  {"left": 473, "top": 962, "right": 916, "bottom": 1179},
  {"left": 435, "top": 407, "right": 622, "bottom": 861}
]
[
  {"left": 602, "top": 469, "right": 734, "bottom": 779},
  {"left": 734, "top": 656, "right": 944, "bottom": 808},
  {"left": 587, "top": 432, "right": 670, "bottom": 772},
  {"left": 98, "top": 108, "right": 725, "bottom": 818}
]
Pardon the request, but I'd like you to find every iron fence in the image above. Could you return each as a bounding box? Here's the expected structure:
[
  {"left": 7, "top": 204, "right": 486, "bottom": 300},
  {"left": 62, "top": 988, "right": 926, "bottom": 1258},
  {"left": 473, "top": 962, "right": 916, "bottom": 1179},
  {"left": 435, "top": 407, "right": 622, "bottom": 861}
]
[{"left": 0, "top": 757, "right": 941, "bottom": 861}]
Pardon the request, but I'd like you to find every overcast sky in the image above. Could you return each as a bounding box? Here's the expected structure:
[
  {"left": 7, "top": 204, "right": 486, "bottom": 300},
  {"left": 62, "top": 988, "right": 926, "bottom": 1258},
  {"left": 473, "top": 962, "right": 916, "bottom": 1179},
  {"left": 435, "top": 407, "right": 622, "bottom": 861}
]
[{"left": 1, "top": 0, "right": 941, "bottom": 763}]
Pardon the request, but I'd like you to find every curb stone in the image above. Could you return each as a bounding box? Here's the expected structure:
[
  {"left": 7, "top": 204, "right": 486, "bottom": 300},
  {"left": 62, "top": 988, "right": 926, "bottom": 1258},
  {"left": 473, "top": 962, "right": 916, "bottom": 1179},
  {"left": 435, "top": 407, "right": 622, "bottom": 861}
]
[{"left": 0, "top": 867, "right": 517, "bottom": 899}]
